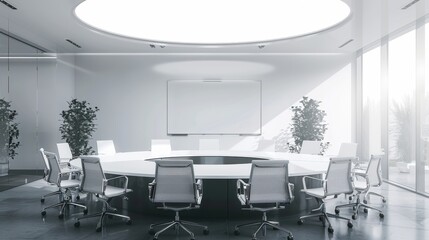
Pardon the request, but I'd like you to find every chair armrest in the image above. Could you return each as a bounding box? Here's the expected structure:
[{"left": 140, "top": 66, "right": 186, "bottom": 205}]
[
  {"left": 302, "top": 176, "right": 326, "bottom": 192},
  {"left": 148, "top": 180, "right": 156, "bottom": 201},
  {"left": 106, "top": 175, "right": 129, "bottom": 193},
  {"left": 288, "top": 183, "right": 295, "bottom": 202},
  {"left": 353, "top": 172, "right": 370, "bottom": 190},
  {"left": 195, "top": 179, "right": 203, "bottom": 204},
  {"left": 236, "top": 179, "right": 250, "bottom": 205}
]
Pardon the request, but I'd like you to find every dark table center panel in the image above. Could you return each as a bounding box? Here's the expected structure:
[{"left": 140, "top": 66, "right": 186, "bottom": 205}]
[
  {"left": 107, "top": 174, "right": 322, "bottom": 219},
  {"left": 145, "top": 156, "right": 268, "bottom": 164}
]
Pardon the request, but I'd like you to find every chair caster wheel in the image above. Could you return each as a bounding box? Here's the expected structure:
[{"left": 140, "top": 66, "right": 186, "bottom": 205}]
[
  {"left": 297, "top": 219, "right": 304, "bottom": 225},
  {"left": 364, "top": 208, "right": 368, "bottom": 213},
  {"left": 287, "top": 235, "right": 294, "bottom": 240},
  {"left": 349, "top": 196, "right": 353, "bottom": 201},
  {"left": 379, "top": 213, "right": 384, "bottom": 218},
  {"left": 363, "top": 200, "right": 368, "bottom": 204},
  {"left": 382, "top": 198, "right": 387, "bottom": 203},
  {"left": 83, "top": 209, "right": 88, "bottom": 215},
  {"left": 74, "top": 221, "right": 80, "bottom": 228},
  {"left": 335, "top": 209, "right": 340, "bottom": 215},
  {"left": 96, "top": 227, "right": 102, "bottom": 232},
  {"left": 58, "top": 214, "right": 64, "bottom": 219},
  {"left": 126, "top": 219, "right": 132, "bottom": 225},
  {"left": 352, "top": 214, "right": 357, "bottom": 220},
  {"left": 149, "top": 228, "right": 155, "bottom": 235},
  {"left": 41, "top": 211, "right": 46, "bottom": 216},
  {"left": 41, "top": 198, "right": 45, "bottom": 203},
  {"left": 234, "top": 229, "right": 240, "bottom": 235},
  {"left": 347, "top": 222, "right": 353, "bottom": 228},
  {"left": 328, "top": 226, "right": 334, "bottom": 233},
  {"left": 203, "top": 227, "right": 209, "bottom": 235}
]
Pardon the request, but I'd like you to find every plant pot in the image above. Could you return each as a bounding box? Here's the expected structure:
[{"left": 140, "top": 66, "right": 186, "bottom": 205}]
[{"left": 0, "top": 156, "right": 9, "bottom": 177}]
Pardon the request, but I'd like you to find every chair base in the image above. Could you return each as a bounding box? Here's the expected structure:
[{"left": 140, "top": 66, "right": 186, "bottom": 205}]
[
  {"left": 149, "top": 211, "right": 208, "bottom": 240},
  {"left": 41, "top": 190, "right": 61, "bottom": 203},
  {"left": 235, "top": 212, "right": 293, "bottom": 240},
  {"left": 41, "top": 190, "right": 87, "bottom": 219},
  {"left": 75, "top": 198, "right": 131, "bottom": 232},
  {"left": 336, "top": 192, "right": 384, "bottom": 219},
  {"left": 298, "top": 200, "right": 353, "bottom": 233}
]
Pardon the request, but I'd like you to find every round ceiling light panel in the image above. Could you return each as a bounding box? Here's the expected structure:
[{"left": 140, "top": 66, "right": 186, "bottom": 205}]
[{"left": 74, "top": 0, "right": 351, "bottom": 45}]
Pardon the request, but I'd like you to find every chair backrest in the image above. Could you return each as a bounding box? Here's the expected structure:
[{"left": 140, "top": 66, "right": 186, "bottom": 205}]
[
  {"left": 338, "top": 143, "right": 358, "bottom": 157},
  {"left": 80, "top": 156, "right": 106, "bottom": 195},
  {"left": 39, "top": 148, "right": 49, "bottom": 170},
  {"left": 151, "top": 139, "right": 172, "bottom": 153},
  {"left": 248, "top": 160, "right": 292, "bottom": 204},
  {"left": 97, "top": 140, "right": 116, "bottom": 155},
  {"left": 325, "top": 157, "right": 354, "bottom": 196},
  {"left": 366, "top": 154, "right": 383, "bottom": 186},
  {"left": 43, "top": 150, "right": 61, "bottom": 186},
  {"left": 153, "top": 159, "right": 196, "bottom": 203},
  {"left": 199, "top": 139, "right": 220, "bottom": 150},
  {"left": 300, "top": 140, "right": 321, "bottom": 155},
  {"left": 39, "top": 148, "right": 50, "bottom": 180},
  {"left": 57, "top": 143, "right": 73, "bottom": 160}
]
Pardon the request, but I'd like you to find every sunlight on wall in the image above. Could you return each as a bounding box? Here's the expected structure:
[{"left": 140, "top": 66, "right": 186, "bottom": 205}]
[{"left": 231, "top": 63, "right": 352, "bottom": 154}]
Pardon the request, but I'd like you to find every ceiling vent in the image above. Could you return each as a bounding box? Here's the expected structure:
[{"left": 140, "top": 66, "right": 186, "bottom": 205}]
[
  {"left": 0, "top": 0, "right": 17, "bottom": 10},
  {"left": 402, "top": 0, "right": 420, "bottom": 10},
  {"left": 66, "top": 39, "right": 82, "bottom": 48},
  {"left": 338, "top": 39, "right": 354, "bottom": 48}
]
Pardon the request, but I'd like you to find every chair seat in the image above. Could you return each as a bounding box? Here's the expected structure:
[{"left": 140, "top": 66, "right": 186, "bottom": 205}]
[
  {"left": 104, "top": 185, "right": 132, "bottom": 198},
  {"left": 353, "top": 180, "right": 368, "bottom": 190},
  {"left": 60, "top": 179, "right": 80, "bottom": 188},
  {"left": 302, "top": 188, "right": 325, "bottom": 198}
]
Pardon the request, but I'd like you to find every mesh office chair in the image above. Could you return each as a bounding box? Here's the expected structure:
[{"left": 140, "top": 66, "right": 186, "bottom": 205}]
[
  {"left": 300, "top": 141, "right": 322, "bottom": 155},
  {"left": 40, "top": 149, "right": 87, "bottom": 219},
  {"left": 40, "top": 148, "right": 61, "bottom": 203},
  {"left": 338, "top": 143, "right": 358, "bottom": 157},
  {"left": 96, "top": 140, "right": 116, "bottom": 155},
  {"left": 148, "top": 159, "right": 209, "bottom": 240},
  {"left": 335, "top": 155, "right": 385, "bottom": 219},
  {"left": 298, "top": 157, "right": 355, "bottom": 233},
  {"left": 74, "top": 156, "right": 132, "bottom": 232},
  {"left": 57, "top": 143, "right": 75, "bottom": 167},
  {"left": 234, "top": 160, "right": 294, "bottom": 240},
  {"left": 151, "top": 139, "right": 172, "bottom": 154}
]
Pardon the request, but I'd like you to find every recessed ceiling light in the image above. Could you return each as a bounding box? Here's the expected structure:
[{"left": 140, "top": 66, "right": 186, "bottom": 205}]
[{"left": 74, "top": 0, "right": 351, "bottom": 45}]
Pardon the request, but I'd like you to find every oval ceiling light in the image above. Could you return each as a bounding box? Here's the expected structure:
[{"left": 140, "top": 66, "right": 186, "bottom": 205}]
[{"left": 74, "top": 0, "right": 351, "bottom": 45}]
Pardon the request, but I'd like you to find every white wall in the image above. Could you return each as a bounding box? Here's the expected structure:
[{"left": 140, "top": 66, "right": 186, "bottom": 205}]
[{"left": 75, "top": 55, "right": 353, "bottom": 152}]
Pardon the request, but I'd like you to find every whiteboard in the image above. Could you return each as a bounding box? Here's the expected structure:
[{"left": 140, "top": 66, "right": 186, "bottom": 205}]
[{"left": 168, "top": 80, "right": 261, "bottom": 135}]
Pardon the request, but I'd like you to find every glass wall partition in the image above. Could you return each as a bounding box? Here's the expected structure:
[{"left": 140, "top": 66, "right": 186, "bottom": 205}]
[
  {"left": 387, "top": 29, "right": 417, "bottom": 189},
  {"left": 362, "top": 46, "right": 382, "bottom": 160}
]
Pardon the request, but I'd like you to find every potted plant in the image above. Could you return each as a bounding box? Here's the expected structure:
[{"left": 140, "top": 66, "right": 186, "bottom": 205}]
[
  {"left": 0, "top": 99, "right": 20, "bottom": 176},
  {"left": 275, "top": 96, "right": 329, "bottom": 154},
  {"left": 59, "top": 99, "right": 99, "bottom": 157}
]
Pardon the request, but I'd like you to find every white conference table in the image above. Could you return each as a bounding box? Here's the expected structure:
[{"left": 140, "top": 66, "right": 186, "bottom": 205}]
[{"left": 70, "top": 150, "right": 331, "bottom": 179}]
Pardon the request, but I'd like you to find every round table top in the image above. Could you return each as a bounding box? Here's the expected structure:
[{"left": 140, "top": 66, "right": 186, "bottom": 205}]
[{"left": 70, "top": 150, "right": 331, "bottom": 179}]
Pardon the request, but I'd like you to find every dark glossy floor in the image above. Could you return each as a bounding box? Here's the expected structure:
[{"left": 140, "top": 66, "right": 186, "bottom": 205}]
[{"left": 0, "top": 178, "right": 428, "bottom": 240}]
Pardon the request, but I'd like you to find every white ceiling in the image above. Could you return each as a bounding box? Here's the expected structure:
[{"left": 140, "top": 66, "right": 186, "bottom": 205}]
[{"left": 0, "top": 0, "right": 428, "bottom": 54}]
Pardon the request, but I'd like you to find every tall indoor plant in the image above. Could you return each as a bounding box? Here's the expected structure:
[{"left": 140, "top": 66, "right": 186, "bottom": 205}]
[
  {"left": 276, "top": 96, "right": 328, "bottom": 153},
  {"left": 0, "top": 99, "right": 20, "bottom": 176},
  {"left": 59, "top": 99, "right": 99, "bottom": 157}
]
